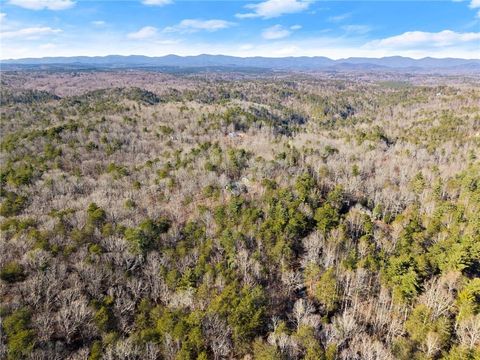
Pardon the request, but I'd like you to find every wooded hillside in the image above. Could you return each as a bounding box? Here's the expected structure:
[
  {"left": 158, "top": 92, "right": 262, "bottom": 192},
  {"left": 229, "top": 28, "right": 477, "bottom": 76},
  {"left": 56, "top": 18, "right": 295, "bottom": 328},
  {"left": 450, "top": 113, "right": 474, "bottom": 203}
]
[{"left": 1, "top": 70, "right": 479, "bottom": 360}]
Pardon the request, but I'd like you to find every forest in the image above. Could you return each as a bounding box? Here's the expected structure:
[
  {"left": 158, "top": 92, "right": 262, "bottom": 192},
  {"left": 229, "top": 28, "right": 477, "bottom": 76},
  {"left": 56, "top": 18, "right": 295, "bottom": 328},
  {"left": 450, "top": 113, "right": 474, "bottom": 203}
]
[{"left": 0, "top": 69, "right": 479, "bottom": 360}]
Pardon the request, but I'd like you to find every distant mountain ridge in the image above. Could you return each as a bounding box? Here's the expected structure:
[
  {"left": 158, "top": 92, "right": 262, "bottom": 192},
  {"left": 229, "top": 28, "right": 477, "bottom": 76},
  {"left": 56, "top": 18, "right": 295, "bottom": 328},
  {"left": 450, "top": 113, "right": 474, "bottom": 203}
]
[{"left": 1, "top": 54, "right": 479, "bottom": 71}]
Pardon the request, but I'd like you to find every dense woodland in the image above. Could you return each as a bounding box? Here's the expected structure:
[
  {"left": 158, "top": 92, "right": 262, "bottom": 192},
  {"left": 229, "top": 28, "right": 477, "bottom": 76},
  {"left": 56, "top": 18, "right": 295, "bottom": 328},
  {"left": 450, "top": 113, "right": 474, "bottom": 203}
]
[{"left": 0, "top": 70, "right": 479, "bottom": 360}]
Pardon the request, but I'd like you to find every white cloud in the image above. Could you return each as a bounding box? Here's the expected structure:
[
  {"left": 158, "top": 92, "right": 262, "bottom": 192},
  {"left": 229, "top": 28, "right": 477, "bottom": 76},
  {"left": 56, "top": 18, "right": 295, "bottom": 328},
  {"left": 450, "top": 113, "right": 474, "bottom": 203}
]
[
  {"left": 467, "top": 0, "right": 480, "bottom": 18},
  {"left": 1, "top": 26, "right": 62, "bottom": 39},
  {"left": 262, "top": 25, "right": 291, "bottom": 39},
  {"left": 164, "top": 19, "right": 234, "bottom": 33},
  {"left": 236, "top": 0, "right": 311, "bottom": 19},
  {"left": 366, "top": 30, "right": 480, "bottom": 48},
  {"left": 469, "top": 0, "right": 480, "bottom": 17},
  {"left": 328, "top": 13, "right": 351, "bottom": 23},
  {"left": 92, "top": 20, "right": 106, "bottom": 26},
  {"left": 261, "top": 24, "right": 302, "bottom": 40},
  {"left": 142, "top": 0, "right": 172, "bottom": 5},
  {"left": 0, "top": 13, "right": 6, "bottom": 21},
  {"left": 127, "top": 26, "right": 158, "bottom": 39},
  {"left": 342, "top": 25, "right": 371, "bottom": 35},
  {"left": 7, "top": 0, "right": 75, "bottom": 10}
]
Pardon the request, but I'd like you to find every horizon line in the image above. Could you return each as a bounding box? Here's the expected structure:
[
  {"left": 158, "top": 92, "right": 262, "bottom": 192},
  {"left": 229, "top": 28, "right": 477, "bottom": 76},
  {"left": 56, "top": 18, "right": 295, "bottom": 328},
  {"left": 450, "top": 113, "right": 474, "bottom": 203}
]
[{"left": 2, "top": 53, "right": 480, "bottom": 62}]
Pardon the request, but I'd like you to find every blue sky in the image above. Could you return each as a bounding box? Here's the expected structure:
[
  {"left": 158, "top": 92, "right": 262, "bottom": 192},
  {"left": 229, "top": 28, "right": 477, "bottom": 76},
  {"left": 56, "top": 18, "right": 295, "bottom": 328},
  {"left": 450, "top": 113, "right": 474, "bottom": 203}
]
[{"left": 0, "top": 0, "right": 479, "bottom": 59}]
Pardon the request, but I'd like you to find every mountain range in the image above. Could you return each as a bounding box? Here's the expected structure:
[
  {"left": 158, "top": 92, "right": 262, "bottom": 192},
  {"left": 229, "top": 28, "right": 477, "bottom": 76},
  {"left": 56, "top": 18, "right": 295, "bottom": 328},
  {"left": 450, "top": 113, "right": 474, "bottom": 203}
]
[{"left": 1, "top": 54, "right": 479, "bottom": 72}]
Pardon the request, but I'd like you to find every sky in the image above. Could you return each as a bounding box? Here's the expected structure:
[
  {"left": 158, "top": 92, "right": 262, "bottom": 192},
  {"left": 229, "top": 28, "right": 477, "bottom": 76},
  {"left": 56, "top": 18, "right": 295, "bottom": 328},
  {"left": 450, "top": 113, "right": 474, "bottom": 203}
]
[{"left": 0, "top": 0, "right": 479, "bottom": 59}]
